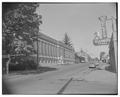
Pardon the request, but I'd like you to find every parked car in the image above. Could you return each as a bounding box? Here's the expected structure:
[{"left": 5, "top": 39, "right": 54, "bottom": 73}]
[{"left": 89, "top": 63, "right": 96, "bottom": 68}]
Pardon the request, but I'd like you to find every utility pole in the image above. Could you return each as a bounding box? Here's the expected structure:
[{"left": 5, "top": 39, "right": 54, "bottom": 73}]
[
  {"left": 37, "top": 28, "right": 39, "bottom": 69},
  {"left": 6, "top": 54, "right": 11, "bottom": 75},
  {"left": 36, "top": 6, "right": 41, "bottom": 69}
]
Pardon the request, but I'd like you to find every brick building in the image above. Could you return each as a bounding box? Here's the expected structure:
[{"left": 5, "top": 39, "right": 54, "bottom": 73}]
[{"left": 34, "top": 32, "right": 75, "bottom": 66}]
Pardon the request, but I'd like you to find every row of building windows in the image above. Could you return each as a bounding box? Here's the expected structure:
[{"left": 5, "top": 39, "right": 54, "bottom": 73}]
[
  {"left": 37, "top": 40, "right": 74, "bottom": 59},
  {"left": 64, "top": 49, "right": 74, "bottom": 59},
  {"left": 38, "top": 40, "right": 63, "bottom": 57},
  {"left": 34, "top": 34, "right": 75, "bottom": 64}
]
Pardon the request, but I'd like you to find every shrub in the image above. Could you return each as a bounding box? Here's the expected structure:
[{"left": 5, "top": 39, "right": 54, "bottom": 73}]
[{"left": 9, "top": 56, "right": 38, "bottom": 71}]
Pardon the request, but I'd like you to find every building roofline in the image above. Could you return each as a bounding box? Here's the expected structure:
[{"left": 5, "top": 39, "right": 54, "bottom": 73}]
[{"left": 38, "top": 32, "right": 74, "bottom": 50}]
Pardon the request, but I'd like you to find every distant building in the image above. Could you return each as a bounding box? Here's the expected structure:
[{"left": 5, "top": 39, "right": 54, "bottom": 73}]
[
  {"left": 77, "top": 50, "right": 88, "bottom": 62},
  {"left": 33, "top": 32, "right": 75, "bottom": 66},
  {"left": 75, "top": 49, "right": 91, "bottom": 63},
  {"left": 75, "top": 53, "right": 85, "bottom": 63}
]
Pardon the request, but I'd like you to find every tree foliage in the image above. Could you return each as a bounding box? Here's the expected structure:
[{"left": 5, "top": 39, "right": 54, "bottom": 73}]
[
  {"left": 63, "top": 33, "right": 73, "bottom": 47},
  {"left": 2, "top": 3, "right": 42, "bottom": 55}
]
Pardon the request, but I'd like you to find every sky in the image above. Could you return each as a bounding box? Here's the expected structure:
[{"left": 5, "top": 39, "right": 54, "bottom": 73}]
[{"left": 36, "top": 3, "right": 116, "bottom": 58}]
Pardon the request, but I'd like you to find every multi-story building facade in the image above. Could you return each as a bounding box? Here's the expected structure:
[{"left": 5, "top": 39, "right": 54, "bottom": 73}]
[
  {"left": 34, "top": 32, "right": 75, "bottom": 66},
  {"left": 75, "top": 49, "right": 91, "bottom": 63}
]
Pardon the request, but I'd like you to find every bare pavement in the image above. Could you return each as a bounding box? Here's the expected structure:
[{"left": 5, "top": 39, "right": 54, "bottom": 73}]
[{"left": 3, "top": 62, "right": 117, "bottom": 95}]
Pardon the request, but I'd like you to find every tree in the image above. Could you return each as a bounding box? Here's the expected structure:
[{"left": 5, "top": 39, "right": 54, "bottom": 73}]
[
  {"left": 100, "top": 52, "right": 105, "bottom": 61},
  {"left": 2, "top": 3, "right": 42, "bottom": 74},
  {"left": 63, "top": 33, "right": 73, "bottom": 47}
]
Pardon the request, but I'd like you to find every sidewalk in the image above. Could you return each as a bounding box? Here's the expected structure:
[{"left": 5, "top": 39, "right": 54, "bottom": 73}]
[
  {"left": 96, "top": 62, "right": 110, "bottom": 70},
  {"left": 83, "top": 70, "right": 117, "bottom": 84},
  {"left": 62, "top": 69, "right": 117, "bottom": 94}
]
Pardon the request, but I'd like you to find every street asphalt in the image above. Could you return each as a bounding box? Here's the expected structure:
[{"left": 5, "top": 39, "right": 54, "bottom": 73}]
[{"left": 3, "top": 62, "right": 117, "bottom": 95}]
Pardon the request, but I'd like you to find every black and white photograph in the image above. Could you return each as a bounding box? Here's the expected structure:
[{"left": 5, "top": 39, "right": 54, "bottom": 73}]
[{"left": 2, "top": 2, "right": 118, "bottom": 95}]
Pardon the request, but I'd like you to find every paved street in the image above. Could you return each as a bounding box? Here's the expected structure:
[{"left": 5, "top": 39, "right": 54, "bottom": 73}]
[{"left": 3, "top": 62, "right": 117, "bottom": 94}]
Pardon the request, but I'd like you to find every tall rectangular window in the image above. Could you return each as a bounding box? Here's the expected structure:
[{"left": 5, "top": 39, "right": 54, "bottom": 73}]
[
  {"left": 43, "top": 42, "right": 45, "bottom": 56},
  {"left": 50, "top": 44, "right": 52, "bottom": 57},
  {"left": 41, "top": 41, "right": 43, "bottom": 56},
  {"left": 55, "top": 46, "right": 57, "bottom": 57},
  {"left": 44, "top": 43, "right": 46, "bottom": 56},
  {"left": 48, "top": 44, "right": 50, "bottom": 57},
  {"left": 39, "top": 41, "right": 41, "bottom": 55},
  {"left": 53, "top": 45, "right": 55, "bottom": 57},
  {"left": 46, "top": 43, "right": 48, "bottom": 57},
  {"left": 52, "top": 45, "right": 54, "bottom": 57}
]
